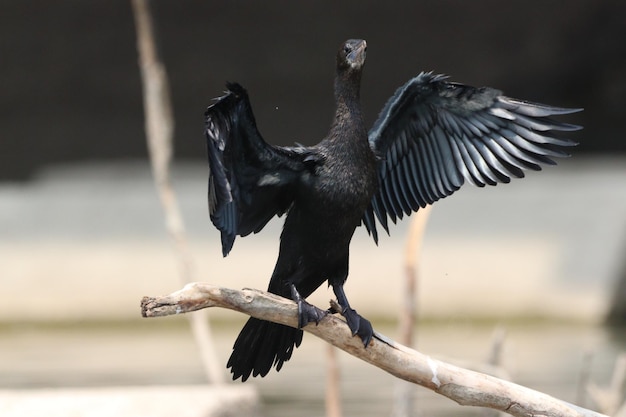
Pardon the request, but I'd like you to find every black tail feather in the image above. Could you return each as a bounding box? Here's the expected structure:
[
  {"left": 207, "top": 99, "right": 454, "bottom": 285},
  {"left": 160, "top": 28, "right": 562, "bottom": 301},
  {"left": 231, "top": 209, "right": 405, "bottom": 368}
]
[{"left": 227, "top": 317, "right": 303, "bottom": 381}]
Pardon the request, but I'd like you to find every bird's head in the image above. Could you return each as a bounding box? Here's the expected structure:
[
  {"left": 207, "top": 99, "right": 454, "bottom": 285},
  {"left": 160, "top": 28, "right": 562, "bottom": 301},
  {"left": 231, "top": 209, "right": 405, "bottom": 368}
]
[{"left": 337, "top": 39, "right": 367, "bottom": 72}]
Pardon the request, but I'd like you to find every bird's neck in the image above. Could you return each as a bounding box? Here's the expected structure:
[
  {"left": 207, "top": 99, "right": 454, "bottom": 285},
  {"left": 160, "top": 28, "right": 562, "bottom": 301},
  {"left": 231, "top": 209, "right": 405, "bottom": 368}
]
[{"left": 331, "top": 70, "right": 364, "bottom": 136}]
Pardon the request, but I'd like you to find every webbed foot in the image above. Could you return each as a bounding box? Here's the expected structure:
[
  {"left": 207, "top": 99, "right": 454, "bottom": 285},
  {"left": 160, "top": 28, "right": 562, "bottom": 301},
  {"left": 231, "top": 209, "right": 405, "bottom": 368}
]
[
  {"left": 290, "top": 283, "right": 326, "bottom": 329},
  {"left": 296, "top": 299, "right": 327, "bottom": 328},
  {"left": 330, "top": 284, "right": 374, "bottom": 347},
  {"left": 340, "top": 307, "right": 373, "bottom": 347}
]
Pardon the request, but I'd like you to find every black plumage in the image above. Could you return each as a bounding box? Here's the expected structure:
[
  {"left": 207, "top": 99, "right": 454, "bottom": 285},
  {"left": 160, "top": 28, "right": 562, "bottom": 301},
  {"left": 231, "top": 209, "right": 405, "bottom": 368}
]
[{"left": 204, "top": 39, "right": 581, "bottom": 381}]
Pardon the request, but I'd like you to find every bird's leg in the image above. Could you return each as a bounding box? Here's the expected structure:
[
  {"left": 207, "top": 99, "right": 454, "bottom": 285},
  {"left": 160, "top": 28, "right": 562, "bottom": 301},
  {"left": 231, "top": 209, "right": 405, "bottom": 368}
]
[
  {"left": 331, "top": 283, "right": 373, "bottom": 347},
  {"left": 290, "top": 283, "right": 326, "bottom": 329}
]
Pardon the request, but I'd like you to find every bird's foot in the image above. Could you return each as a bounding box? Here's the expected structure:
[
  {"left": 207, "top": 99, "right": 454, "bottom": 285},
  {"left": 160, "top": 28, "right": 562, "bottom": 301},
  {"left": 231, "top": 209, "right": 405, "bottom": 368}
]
[
  {"left": 331, "top": 303, "right": 373, "bottom": 347},
  {"left": 290, "top": 282, "right": 326, "bottom": 329},
  {"left": 296, "top": 299, "right": 327, "bottom": 329},
  {"left": 343, "top": 308, "right": 373, "bottom": 347}
]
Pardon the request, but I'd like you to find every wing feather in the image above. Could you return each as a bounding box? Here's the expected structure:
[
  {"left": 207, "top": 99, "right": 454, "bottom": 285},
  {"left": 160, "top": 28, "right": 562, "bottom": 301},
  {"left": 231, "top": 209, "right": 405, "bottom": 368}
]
[
  {"left": 432, "top": 125, "right": 459, "bottom": 193},
  {"left": 416, "top": 138, "right": 438, "bottom": 201},
  {"left": 400, "top": 157, "right": 421, "bottom": 211},
  {"left": 205, "top": 83, "right": 322, "bottom": 255},
  {"left": 406, "top": 145, "right": 429, "bottom": 208},
  {"left": 481, "top": 135, "right": 526, "bottom": 178},
  {"left": 364, "top": 72, "right": 581, "bottom": 241}
]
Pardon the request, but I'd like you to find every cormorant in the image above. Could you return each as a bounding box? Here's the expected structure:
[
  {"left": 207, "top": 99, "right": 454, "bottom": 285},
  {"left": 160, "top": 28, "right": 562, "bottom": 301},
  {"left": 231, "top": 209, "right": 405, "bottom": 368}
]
[{"left": 204, "top": 39, "right": 581, "bottom": 381}]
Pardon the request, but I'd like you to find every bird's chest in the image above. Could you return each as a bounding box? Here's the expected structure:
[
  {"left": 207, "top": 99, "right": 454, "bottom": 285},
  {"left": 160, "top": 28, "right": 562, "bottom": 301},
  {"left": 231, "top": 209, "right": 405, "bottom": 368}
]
[
  {"left": 279, "top": 146, "right": 377, "bottom": 268},
  {"left": 319, "top": 170, "right": 371, "bottom": 211},
  {"left": 303, "top": 150, "right": 377, "bottom": 218}
]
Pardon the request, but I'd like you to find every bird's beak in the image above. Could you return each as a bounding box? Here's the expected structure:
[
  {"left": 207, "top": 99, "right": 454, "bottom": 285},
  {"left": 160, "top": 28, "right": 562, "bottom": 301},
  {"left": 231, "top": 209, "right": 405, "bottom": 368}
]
[{"left": 348, "top": 40, "right": 367, "bottom": 69}]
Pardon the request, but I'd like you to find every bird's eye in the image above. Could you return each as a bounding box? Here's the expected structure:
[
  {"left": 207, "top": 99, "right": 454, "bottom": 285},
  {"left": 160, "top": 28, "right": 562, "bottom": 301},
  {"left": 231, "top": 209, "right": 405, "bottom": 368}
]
[{"left": 344, "top": 45, "right": 352, "bottom": 55}]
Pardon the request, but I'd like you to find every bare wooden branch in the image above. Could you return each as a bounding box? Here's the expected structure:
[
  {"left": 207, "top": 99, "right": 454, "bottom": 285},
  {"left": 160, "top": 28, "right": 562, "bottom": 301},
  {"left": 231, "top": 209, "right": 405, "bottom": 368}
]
[
  {"left": 393, "top": 206, "right": 432, "bottom": 417},
  {"left": 131, "top": 0, "right": 223, "bottom": 384},
  {"left": 325, "top": 344, "right": 343, "bottom": 417},
  {"left": 399, "top": 206, "right": 432, "bottom": 348},
  {"left": 577, "top": 351, "right": 594, "bottom": 408},
  {"left": 588, "top": 353, "right": 626, "bottom": 415},
  {"left": 141, "top": 283, "right": 607, "bottom": 417}
]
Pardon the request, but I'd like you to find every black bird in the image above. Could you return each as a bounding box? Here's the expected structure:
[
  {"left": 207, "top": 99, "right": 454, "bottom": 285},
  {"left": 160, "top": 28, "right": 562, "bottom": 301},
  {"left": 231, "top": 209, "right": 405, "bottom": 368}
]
[{"left": 204, "top": 39, "right": 581, "bottom": 381}]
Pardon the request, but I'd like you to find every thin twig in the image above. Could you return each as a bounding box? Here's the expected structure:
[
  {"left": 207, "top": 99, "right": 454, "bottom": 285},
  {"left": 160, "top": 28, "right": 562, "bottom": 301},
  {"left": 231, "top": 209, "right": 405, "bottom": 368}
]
[
  {"left": 483, "top": 326, "right": 510, "bottom": 417},
  {"left": 486, "top": 327, "right": 507, "bottom": 370},
  {"left": 393, "top": 206, "right": 432, "bottom": 417},
  {"left": 141, "top": 283, "right": 607, "bottom": 417},
  {"left": 325, "top": 344, "right": 343, "bottom": 417},
  {"left": 587, "top": 352, "right": 626, "bottom": 415},
  {"left": 577, "top": 350, "right": 594, "bottom": 408},
  {"left": 131, "top": 0, "right": 223, "bottom": 384},
  {"left": 400, "top": 206, "right": 432, "bottom": 349}
]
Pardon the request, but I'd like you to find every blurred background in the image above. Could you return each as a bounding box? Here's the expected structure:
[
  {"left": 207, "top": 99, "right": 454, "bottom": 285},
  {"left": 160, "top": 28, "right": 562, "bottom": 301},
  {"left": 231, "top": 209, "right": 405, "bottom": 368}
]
[{"left": 1, "top": 1, "right": 626, "bottom": 416}]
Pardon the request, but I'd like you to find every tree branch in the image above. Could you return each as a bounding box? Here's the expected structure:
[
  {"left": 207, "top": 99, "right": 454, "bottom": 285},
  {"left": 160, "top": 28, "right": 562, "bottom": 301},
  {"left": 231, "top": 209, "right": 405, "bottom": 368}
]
[
  {"left": 393, "top": 205, "right": 432, "bottom": 417},
  {"left": 131, "top": 0, "right": 223, "bottom": 383},
  {"left": 141, "top": 283, "right": 607, "bottom": 417}
]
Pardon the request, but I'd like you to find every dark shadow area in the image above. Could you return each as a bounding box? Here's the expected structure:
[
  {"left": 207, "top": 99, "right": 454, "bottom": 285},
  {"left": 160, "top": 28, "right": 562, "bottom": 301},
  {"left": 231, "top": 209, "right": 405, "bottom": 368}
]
[{"left": 1, "top": 1, "right": 624, "bottom": 181}]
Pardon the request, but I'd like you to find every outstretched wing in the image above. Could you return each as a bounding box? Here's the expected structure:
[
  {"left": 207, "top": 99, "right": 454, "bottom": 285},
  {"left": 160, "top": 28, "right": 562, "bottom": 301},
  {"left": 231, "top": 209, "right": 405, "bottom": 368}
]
[
  {"left": 363, "top": 72, "right": 581, "bottom": 242},
  {"left": 205, "top": 83, "right": 322, "bottom": 256}
]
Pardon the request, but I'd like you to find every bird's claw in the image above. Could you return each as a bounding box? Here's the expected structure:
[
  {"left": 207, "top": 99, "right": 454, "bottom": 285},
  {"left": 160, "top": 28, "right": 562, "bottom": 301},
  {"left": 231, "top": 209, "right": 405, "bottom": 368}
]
[
  {"left": 341, "top": 307, "right": 373, "bottom": 347},
  {"left": 296, "top": 299, "right": 327, "bottom": 329}
]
